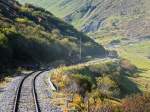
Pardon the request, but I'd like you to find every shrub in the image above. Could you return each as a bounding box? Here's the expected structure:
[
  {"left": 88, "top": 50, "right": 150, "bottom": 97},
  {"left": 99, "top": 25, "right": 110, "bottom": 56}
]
[
  {"left": 120, "top": 59, "right": 137, "bottom": 76},
  {"left": 72, "top": 94, "right": 84, "bottom": 111},
  {"left": 15, "top": 18, "right": 31, "bottom": 24},
  {"left": 69, "top": 74, "right": 93, "bottom": 95},
  {"left": 0, "top": 32, "right": 7, "bottom": 46},
  {"left": 96, "top": 76, "right": 120, "bottom": 97},
  {"left": 89, "top": 100, "right": 122, "bottom": 112},
  {"left": 89, "top": 63, "right": 109, "bottom": 76},
  {"left": 110, "top": 39, "right": 121, "bottom": 44},
  {"left": 19, "top": 6, "right": 31, "bottom": 13},
  {"left": 122, "top": 93, "right": 150, "bottom": 112}
]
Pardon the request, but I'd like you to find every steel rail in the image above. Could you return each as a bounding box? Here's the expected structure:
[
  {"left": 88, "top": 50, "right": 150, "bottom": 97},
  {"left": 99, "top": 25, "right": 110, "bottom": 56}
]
[
  {"left": 13, "top": 71, "right": 43, "bottom": 112},
  {"left": 32, "top": 71, "right": 43, "bottom": 112}
]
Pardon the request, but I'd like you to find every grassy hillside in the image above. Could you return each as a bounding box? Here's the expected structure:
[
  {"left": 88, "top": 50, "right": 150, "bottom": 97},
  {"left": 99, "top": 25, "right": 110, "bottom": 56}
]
[
  {"left": 49, "top": 60, "right": 150, "bottom": 111},
  {"left": 18, "top": 0, "right": 150, "bottom": 37},
  {"left": 0, "top": 0, "right": 105, "bottom": 69},
  {"left": 117, "top": 41, "right": 150, "bottom": 92}
]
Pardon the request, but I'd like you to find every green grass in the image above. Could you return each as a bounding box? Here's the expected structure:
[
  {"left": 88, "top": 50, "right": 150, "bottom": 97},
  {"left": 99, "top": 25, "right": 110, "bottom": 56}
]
[
  {"left": 117, "top": 41, "right": 150, "bottom": 92},
  {"left": 95, "top": 35, "right": 125, "bottom": 46},
  {"left": 17, "top": 0, "right": 86, "bottom": 18}
]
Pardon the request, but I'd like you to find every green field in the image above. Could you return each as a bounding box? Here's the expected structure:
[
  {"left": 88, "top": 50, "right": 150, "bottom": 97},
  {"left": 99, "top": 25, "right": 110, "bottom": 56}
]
[{"left": 117, "top": 40, "right": 150, "bottom": 92}]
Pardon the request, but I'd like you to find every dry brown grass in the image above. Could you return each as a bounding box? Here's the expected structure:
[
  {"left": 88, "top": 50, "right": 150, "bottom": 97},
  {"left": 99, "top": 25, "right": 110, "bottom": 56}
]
[{"left": 0, "top": 77, "right": 12, "bottom": 88}]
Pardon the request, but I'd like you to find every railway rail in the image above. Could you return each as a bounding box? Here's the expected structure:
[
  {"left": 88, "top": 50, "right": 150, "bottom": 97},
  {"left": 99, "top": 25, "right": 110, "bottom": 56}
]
[{"left": 13, "top": 71, "right": 43, "bottom": 112}]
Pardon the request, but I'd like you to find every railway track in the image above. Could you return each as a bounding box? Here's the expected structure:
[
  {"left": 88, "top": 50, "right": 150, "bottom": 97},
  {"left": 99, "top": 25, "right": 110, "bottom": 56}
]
[{"left": 13, "top": 71, "right": 43, "bottom": 112}]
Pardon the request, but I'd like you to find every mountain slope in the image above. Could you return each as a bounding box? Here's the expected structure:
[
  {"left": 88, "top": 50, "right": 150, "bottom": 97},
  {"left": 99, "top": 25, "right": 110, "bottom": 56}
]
[
  {"left": 0, "top": 0, "right": 105, "bottom": 67},
  {"left": 18, "top": 0, "right": 150, "bottom": 39},
  {"left": 16, "top": 0, "right": 150, "bottom": 90}
]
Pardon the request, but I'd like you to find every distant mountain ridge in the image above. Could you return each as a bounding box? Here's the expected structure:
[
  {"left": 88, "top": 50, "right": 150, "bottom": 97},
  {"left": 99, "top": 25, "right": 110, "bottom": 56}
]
[{"left": 18, "top": 0, "right": 150, "bottom": 39}]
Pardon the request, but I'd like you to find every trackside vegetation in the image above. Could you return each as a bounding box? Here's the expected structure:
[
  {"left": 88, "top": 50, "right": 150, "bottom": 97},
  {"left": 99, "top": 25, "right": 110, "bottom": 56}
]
[{"left": 49, "top": 59, "right": 150, "bottom": 111}]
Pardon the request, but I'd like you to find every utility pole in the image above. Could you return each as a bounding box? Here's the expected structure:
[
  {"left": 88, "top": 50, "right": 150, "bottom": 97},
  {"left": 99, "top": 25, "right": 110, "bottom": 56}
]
[
  {"left": 79, "top": 36, "right": 82, "bottom": 61},
  {"left": 87, "top": 99, "right": 89, "bottom": 112},
  {"left": 85, "top": 96, "right": 89, "bottom": 112}
]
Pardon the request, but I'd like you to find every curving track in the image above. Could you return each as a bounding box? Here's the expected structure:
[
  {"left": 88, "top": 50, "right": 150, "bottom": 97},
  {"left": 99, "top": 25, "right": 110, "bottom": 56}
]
[{"left": 13, "top": 71, "right": 43, "bottom": 112}]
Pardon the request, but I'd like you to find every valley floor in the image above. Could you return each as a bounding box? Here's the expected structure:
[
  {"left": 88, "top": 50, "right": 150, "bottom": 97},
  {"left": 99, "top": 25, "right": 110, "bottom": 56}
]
[
  {"left": 95, "top": 34, "right": 150, "bottom": 92},
  {"left": 117, "top": 40, "right": 150, "bottom": 92}
]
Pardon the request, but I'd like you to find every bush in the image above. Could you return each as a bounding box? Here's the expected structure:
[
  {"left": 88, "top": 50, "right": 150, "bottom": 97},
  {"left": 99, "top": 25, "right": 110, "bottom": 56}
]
[
  {"left": 122, "top": 93, "right": 150, "bottom": 112},
  {"left": 120, "top": 59, "right": 138, "bottom": 76},
  {"left": 0, "top": 32, "right": 7, "bottom": 46},
  {"left": 96, "top": 76, "right": 120, "bottom": 97},
  {"left": 19, "top": 6, "right": 31, "bottom": 13},
  {"left": 89, "top": 100, "right": 122, "bottom": 112},
  {"left": 89, "top": 63, "right": 110, "bottom": 76},
  {"left": 70, "top": 74, "right": 93, "bottom": 94},
  {"left": 15, "top": 18, "right": 32, "bottom": 24}
]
